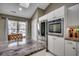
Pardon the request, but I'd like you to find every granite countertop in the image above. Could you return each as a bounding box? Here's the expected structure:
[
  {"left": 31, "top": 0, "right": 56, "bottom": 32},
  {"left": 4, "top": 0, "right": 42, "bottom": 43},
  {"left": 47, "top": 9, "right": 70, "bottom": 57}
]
[
  {"left": 0, "top": 41, "right": 45, "bottom": 56},
  {"left": 65, "top": 37, "right": 79, "bottom": 42}
]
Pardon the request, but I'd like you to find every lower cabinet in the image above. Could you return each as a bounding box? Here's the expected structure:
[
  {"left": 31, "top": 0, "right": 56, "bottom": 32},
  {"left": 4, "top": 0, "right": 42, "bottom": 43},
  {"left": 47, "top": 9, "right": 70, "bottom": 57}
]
[
  {"left": 48, "top": 35, "right": 55, "bottom": 54},
  {"left": 77, "top": 43, "right": 79, "bottom": 56},
  {"left": 54, "top": 37, "right": 64, "bottom": 56},
  {"left": 65, "top": 40, "right": 77, "bottom": 56},
  {"left": 48, "top": 35, "right": 79, "bottom": 56},
  {"left": 48, "top": 35, "right": 64, "bottom": 56}
]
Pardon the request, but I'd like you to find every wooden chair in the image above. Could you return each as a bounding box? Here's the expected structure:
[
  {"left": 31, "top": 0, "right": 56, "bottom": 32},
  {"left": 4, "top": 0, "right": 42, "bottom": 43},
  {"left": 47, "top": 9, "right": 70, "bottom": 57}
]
[{"left": 8, "top": 34, "right": 23, "bottom": 41}]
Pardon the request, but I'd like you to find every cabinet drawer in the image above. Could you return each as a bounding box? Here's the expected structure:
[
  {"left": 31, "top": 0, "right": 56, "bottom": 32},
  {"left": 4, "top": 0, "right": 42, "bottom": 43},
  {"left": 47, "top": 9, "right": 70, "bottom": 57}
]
[
  {"left": 65, "top": 40, "right": 76, "bottom": 47},
  {"left": 48, "top": 35, "right": 55, "bottom": 53},
  {"left": 65, "top": 40, "right": 77, "bottom": 56},
  {"left": 54, "top": 6, "right": 64, "bottom": 18}
]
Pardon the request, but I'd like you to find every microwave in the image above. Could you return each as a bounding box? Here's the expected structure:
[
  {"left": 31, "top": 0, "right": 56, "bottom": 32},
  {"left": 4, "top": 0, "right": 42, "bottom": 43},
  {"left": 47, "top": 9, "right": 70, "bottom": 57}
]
[{"left": 48, "top": 18, "right": 64, "bottom": 36}]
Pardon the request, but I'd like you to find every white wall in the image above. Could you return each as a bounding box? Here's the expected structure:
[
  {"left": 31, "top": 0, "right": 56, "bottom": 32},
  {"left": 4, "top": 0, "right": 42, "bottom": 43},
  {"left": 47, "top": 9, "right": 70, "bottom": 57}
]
[
  {"left": 64, "top": 4, "right": 79, "bottom": 37},
  {"left": 31, "top": 10, "right": 38, "bottom": 41},
  {"left": 67, "top": 4, "right": 79, "bottom": 26},
  {"left": 31, "top": 8, "right": 45, "bottom": 41},
  {"left": 31, "top": 18, "right": 38, "bottom": 41},
  {"left": 0, "top": 17, "right": 7, "bottom": 44}
]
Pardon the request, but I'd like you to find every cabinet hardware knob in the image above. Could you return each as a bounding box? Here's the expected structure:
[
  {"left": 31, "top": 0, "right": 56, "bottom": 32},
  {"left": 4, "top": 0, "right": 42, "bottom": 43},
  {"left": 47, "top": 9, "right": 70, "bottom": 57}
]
[{"left": 73, "top": 47, "right": 75, "bottom": 49}]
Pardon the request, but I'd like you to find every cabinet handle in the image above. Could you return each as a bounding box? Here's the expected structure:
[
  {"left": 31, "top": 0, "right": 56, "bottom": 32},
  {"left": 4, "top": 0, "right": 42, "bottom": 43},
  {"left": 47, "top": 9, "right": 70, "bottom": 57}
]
[{"left": 72, "top": 47, "right": 75, "bottom": 49}]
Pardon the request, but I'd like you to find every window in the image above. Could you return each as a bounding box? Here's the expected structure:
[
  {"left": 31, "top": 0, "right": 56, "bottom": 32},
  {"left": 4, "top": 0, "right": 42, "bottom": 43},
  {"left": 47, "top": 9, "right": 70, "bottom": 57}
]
[
  {"left": 8, "top": 20, "right": 17, "bottom": 34},
  {"left": 8, "top": 20, "right": 26, "bottom": 37},
  {"left": 8, "top": 19, "right": 27, "bottom": 46}
]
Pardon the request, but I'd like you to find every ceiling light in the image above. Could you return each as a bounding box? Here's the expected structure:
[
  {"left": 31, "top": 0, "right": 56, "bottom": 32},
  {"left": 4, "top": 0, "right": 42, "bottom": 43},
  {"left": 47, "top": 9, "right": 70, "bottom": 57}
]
[
  {"left": 19, "top": 3, "right": 30, "bottom": 8},
  {"left": 19, "top": 8, "right": 22, "bottom": 11}
]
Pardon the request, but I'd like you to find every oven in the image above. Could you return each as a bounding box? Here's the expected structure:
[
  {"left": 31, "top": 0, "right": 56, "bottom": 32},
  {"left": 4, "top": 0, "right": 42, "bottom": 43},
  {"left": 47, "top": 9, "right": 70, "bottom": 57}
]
[{"left": 48, "top": 18, "right": 64, "bottom": 36}]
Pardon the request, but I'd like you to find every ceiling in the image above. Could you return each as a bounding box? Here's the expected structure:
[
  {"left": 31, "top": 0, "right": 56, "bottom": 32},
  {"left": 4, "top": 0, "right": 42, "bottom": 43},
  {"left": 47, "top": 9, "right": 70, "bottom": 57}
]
[{"left": 0, "top": 3, "right": 49, "bottom": 18}]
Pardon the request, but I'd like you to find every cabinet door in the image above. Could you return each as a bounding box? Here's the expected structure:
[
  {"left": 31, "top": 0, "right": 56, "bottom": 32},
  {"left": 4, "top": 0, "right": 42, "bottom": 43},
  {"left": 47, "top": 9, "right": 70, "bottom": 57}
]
[
  {"left": 54, "top": 6, "right": 64, "bottom": 18},
  {"left": 54, "top": 37, "right": 64, "bottom": 56},
  {"left": 77, "top": 43, "right": 79, "bottom": 56},
  {"left": 47, "top": 11, "right": 55, "bottom": 21},
  {"left": 48, "top": 35, "right": 55, "bottom": 53},
  {"left": 65, "top": 40, "right": 76, "bottom": 56}
]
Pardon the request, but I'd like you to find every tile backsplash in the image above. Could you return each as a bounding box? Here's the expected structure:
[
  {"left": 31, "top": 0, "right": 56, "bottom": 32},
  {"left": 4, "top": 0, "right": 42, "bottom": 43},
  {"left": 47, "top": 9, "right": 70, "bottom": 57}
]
[{"left": 67, "top": 26, "right": 79, "bottom": 38}]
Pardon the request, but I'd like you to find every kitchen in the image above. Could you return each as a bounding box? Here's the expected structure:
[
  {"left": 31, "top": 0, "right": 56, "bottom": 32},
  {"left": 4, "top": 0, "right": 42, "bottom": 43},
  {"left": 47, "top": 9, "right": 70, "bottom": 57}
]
[
  {"left": 0, "top": 3, "right": 79, "bottom": 56},
  {"left": 35, "top": 3, "right": 79, "bottom": 56},
  {"left": 0, "top": 1, "right": 79, "bottom": 59}
]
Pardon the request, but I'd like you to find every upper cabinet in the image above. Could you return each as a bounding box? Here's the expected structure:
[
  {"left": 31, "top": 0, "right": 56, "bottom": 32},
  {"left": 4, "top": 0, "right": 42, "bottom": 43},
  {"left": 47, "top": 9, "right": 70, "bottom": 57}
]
[
  {"left": 39, "top": 14, "right": 47, "bottom": 21},
  {"left": 39, "top": 6, "right": 65, "bottom": 22},
  {"left": 54, "top": 6, "right": 64, "bottom": 18},
  {"left": 67, "top": 4, "right": 79, "bottom": 26}
]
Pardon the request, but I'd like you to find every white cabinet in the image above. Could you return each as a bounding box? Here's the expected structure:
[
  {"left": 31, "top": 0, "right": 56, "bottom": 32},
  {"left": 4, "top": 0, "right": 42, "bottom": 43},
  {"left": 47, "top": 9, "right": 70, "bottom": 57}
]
[
  {"left": 48, "top": 35, "right": 64, "bottom": 56},
  {"left": 39, "top": 15, "right": 47, "bottom": 22},
  {"left": 54, "top": 6, "right": 64, "bottom": 18},
  {"left": 77, "top": 43, "right": 79, "bottom": 56},
  {"left": 54, "top": 37, "right": 64, "bottom": 56},
  {"left": 65, "top": 40, "right": 77, "bottom": 56},
  {"left": 48, "top": 35, "right": 55, "bottom": 53},
  {"left": 39, "top": 6, "right": 65, "bottom": 22},
  {"left": 46, "top": 10, "right": 55, "bottom": 20}
]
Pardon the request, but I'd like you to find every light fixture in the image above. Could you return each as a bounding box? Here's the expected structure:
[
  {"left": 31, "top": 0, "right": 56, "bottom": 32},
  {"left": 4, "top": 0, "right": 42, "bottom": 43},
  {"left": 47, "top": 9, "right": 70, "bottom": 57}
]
[
  {"left": 19, "top": 7, "right": 22, "bottom": 11},
  {"left": 19, "top": 3, "right": 30, "bottom": 8}
]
